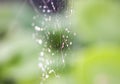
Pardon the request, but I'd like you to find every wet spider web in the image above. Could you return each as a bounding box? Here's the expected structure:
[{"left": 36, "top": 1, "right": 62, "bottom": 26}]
[
  {"left": 8, "top": 0, "right": 75, "bottom": 83},
  {"left": 31, "top": 0, "right": 75, "bottom": 83}
]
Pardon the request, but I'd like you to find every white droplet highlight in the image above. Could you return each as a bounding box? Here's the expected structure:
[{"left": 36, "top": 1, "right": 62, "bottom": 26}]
[
  {"left": 45, "top": 75, "right": 49, "bottom": 79},
  {"left": 36, "top": 39, "right": 42, "bottom": 45},
  {"left": 48, "top": 48, "right": 51, "bottom": 52},
  {"left": 43, "top": 6, "right": 47, "bottom": 8},
  {"left": 52, "top": 53, "right": 54, "bottom": 56},
  {"left": 35, "top": 26, "right": 41, "bottom": 31},
  {"left": 70, "top": 42, "right": 72, "bottom": 45},
  {"left": 47, "top": 10, "right": 51, "bottom": 13},
  {"left": 40, "top": 52, "right": 44, "bottom": 56}
]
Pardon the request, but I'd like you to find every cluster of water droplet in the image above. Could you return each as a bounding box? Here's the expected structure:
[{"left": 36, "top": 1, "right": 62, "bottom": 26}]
[
  {"left": 31, "top": 0, "right": 75, "bottom": 83},
  {"left": 31, "top": 0, "right": 67, "bottom": 14}
]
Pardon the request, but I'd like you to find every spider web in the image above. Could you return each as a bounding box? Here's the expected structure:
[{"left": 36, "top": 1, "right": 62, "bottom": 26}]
[{"left": 31, "top": 0, "right": 75, "bottom": 84}]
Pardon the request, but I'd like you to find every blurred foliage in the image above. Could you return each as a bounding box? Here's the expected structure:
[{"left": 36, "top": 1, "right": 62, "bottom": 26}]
[{"left": 0, "top": 0, "right": 120, "bottom": 84}]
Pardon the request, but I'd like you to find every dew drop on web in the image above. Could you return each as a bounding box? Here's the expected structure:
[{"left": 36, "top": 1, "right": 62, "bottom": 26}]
[{"left": 31, "top": 0, "right": 75, "bottom": 83}]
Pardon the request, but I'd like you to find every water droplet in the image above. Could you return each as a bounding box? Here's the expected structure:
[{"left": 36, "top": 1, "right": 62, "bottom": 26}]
[
  {"left": 38, "top": 63, "right": 43, "bottom": 67},
  {"left": 67, "top": 44, "right": 69, "bottom": 47},
  {"left": 62, "top": 59, "right": 65, "bottom": 63},
  {"left": 66, "top": 36, "right": 68, "bottom": 38},
  {"left": 40, "top": 28, "right": 44, "bottom": 31},
  {"left": 45, "top": 75, "right": 49, "bottom": 79},
  {"left": 31, "top": 0, "right": 68, "bottom": 14},
  {"left": 48, "top": 48, "right": 51, "bottom": 52},
  {"left": 42, "top": 9, "right": 46, "bottom": 12},
  {"left": 49, "top": 69, "right": 54, "bottom": 74},
  {"left": 65, "top": 28, "right": 68, "bottom": 31},
  {"left": 43, "top": 5, "right": 47, "bottom": 9},
  {"left": 47, "top": 10, "right": 51, "bottom": 13},
  {"left": 39, "top": 5, "right": 42, "bottom": 8},
  {"left": 52, "top": 53, "right": 54, "bottom": 56},
  {"left": 40, "top": 52, "right": 44, "bottom": 56},
  {"left": 35, "top": 26, "right": 41, "bottom": 31},
  {"left": 70, "top": 42, "right": 72, "bottom": 45},
  {"left": 36, "top": 39, "right": 42, "bottom": 45}
]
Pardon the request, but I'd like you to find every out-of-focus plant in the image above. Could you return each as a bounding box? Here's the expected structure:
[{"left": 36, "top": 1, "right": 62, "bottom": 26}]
[{"left": 73, "top": 45, "right": 120, "bottom": 84}]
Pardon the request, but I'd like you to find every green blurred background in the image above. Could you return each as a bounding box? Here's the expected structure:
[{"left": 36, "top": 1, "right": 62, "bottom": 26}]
[{"left": 0, "top": 0, "right": 120, "bottom": 84}]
